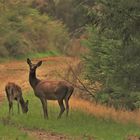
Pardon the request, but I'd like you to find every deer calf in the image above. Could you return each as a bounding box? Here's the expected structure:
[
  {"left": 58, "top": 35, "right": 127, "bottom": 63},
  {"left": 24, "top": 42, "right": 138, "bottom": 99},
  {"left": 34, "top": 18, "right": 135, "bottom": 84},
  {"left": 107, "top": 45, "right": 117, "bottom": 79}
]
[{"left": 5, "top": 82, "right": 28, "bottom": 114}]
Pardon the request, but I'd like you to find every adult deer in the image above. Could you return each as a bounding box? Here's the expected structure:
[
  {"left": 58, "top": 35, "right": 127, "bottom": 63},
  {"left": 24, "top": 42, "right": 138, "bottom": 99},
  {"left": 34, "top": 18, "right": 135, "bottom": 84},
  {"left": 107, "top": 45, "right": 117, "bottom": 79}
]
[
  {"left": 5, "top": 82, "right": 28, "bottom": 114},
  {"left": 27, "top": 58, "right": 74, "bottom": 119}
]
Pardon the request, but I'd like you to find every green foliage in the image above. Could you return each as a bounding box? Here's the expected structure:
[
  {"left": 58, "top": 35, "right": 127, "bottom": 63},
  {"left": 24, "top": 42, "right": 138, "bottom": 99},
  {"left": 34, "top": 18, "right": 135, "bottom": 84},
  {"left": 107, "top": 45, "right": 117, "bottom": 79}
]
[
  {"left": 0, "top": 1, "right": 70, "bottom": 58},
  {"left": 32, "top": 0, "right": 95, "bottom": 33},
  {"left": 4, "top": 33, "right": 30, "bottom": 57},
  {"left": 55, "top": 0, "right": 89, "bottom": 32},
  {"left": 0, "top": 92, "right": 140, "bottom": 140},
  {"left": 83, "top": 0, "right": 140, "bottom": 109},
  {"left": 83, "top": 27, "right": 121, "bottom": 84},
  {"left": 95, "top": 88, "right": 140, "bottom": 110},
  {"left": 15, "top": 50, "right": 60, "bottom": 60}
]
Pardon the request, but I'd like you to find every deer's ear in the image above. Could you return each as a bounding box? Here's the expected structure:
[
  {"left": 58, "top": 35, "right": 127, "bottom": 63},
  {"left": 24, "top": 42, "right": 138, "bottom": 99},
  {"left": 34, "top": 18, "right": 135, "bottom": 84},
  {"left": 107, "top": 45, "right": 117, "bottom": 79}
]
[
  {"left": 37, "top": 61, "right": 42, "bottom": 67},
  {"left": 27, "top": 58, "right": 31, "bottom": 65}
]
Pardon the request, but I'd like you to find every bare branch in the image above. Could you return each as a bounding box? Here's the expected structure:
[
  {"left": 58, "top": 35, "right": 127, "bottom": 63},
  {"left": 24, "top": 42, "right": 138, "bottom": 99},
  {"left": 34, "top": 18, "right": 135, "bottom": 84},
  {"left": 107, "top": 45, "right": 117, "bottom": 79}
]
[
  {"left": 67, "top": 64, "right": 95, "bottom": 98},
  {"left": 56, "top": 62, "right": 96, "bottom": 98}
]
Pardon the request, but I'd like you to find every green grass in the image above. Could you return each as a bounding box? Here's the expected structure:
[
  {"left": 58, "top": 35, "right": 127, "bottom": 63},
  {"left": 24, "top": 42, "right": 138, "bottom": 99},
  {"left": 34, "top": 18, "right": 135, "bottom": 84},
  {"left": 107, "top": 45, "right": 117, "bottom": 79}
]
[
  {"left": 15, "top": 50, "right": 61, "bottom": 60},
  {"left": 0, "top": 92, "right": 140, "bottom": 140},
  {"left": 0, "top": 123, "right": 33, "bottom": 140},
  {"left": 0, "top": 50, "right": 60, "bottom": 63}
]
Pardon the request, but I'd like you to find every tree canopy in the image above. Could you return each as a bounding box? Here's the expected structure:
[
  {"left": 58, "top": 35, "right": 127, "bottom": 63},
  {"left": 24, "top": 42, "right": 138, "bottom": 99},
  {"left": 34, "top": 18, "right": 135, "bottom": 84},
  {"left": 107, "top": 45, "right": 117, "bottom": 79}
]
[{"left": 83, "top": 0, "right": 140, "bottom": 109}]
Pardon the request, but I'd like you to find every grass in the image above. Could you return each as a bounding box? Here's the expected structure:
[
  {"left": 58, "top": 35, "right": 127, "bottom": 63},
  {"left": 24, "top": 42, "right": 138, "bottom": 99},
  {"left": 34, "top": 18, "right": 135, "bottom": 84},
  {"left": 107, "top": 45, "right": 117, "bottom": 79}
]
[
  {"left": 0, "top": 50, "right": 60, "bottom": 63},
  {"left": 0, "top": 92, "right": 140, "bottom": 140},
  {"left": 0, "top": 123, "right": 33, "bottom": 140},
  {"left": 15, "top": 50, "right": 61, "bottom": 60},
  {"left": 70, "top": 98, "right": 140, "bottom": 125}
]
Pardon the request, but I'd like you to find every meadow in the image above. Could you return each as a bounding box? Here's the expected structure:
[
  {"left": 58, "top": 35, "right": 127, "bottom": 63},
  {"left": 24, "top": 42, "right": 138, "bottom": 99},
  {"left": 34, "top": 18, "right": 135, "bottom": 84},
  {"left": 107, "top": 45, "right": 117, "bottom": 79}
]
[{"left": 0, "top": 92, "right": 140, "bottom": 140}]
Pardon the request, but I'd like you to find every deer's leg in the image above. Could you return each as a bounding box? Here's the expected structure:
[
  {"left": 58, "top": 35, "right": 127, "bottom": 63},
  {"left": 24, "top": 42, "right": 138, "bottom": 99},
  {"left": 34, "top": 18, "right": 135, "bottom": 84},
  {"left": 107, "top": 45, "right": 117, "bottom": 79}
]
[
  {"left": 64, "top": 99, "right": 69, "bottom": 117},
  {"left": 40, "top": 99, "right": 48, "bottom": 119},
  {"left": 9, "top": 102, "right": 13, "bottom": 115},
  {"left": 57, "top": 100, "right": 65, "bottom": 119},
  {"left": 44, "top": 100, "right": 48, "bottom": 119},
  {"left": 17, "top": 99, "right": 20, "bottom": 114},
  {"left": 64, "top": 88, "right": 73, "bottom": 117}
]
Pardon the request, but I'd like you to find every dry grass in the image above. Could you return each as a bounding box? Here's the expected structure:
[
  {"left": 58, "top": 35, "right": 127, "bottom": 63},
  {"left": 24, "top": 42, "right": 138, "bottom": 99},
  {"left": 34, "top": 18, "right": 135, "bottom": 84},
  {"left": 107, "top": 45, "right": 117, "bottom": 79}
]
[{"left": 70, "top": 97, "right": 140, "bottom": 125}]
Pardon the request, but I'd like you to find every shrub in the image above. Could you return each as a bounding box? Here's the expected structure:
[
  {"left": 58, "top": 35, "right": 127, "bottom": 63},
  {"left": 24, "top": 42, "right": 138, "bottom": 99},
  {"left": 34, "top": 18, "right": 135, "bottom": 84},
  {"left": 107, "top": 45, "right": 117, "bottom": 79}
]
[
  {"left": 0, "top": 1, "right": 70, "bottom": 58},
  {"left": 4, "top": 33, "right": 31, "bottom": 57},
  {"left": 95, "top": 88, "right": 140, "bottom": 110},
  {"left": 0, "top": 46, "right": 9, "bottom": 57}
]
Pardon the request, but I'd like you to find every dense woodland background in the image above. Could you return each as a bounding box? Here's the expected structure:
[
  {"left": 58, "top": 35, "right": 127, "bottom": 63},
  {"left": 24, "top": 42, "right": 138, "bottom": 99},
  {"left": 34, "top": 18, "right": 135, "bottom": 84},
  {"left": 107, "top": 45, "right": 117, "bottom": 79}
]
[{"left": 0, "top": 0, "right": 140, "bottom": 110}]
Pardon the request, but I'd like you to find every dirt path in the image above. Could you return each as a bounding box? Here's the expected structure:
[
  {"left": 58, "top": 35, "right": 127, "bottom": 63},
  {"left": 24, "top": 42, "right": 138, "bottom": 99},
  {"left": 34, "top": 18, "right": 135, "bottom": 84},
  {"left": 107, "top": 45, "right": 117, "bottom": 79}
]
[{"left": 23, "top": 128, "right": 70, "bottom": 140}]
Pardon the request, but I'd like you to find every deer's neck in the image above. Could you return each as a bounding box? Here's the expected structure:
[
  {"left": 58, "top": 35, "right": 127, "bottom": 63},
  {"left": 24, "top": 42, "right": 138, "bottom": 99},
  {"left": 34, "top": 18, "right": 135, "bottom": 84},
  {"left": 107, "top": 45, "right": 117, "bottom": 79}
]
[{"left": 29, "top": 70, "right": 40, "bottom": 89}]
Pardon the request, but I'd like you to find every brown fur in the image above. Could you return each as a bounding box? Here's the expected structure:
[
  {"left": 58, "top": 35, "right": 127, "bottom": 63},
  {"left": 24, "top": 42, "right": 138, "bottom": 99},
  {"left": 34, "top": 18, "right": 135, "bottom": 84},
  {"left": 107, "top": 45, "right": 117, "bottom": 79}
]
[
  {"left": 5, "top": 82, "right": 28, "bottom": 114},
  {"left": 27, "top": 58, "right": 74, "bottom": 119}
]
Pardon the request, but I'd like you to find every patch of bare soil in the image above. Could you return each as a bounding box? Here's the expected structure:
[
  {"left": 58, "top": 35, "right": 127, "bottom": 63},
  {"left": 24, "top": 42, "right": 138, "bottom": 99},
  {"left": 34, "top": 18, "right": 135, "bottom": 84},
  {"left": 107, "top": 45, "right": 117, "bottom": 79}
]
[
  {"left": 127, "top": 135, "right": 140, "bottom": 140},
  {"left": 23, "top": 128, "right": 95, "bottom": 140},
  {"left": 23, "top": 128, "right": 70, "bottom": 140}
]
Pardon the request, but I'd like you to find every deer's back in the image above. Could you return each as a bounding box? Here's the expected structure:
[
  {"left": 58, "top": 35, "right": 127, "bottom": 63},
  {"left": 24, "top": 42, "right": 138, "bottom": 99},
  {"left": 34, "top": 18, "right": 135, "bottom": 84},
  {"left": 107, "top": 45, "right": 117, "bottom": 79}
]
[
  {"left": 34, "top": 80, "right": 71, "bottom": 100},
  {"left": 5, "top": 82, "right": 22, "bottom": 99}
]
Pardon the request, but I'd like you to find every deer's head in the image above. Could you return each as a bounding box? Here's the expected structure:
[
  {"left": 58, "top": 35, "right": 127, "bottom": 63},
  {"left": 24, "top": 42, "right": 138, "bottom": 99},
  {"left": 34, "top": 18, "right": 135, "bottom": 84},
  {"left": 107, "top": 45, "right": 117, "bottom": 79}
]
[
  {"left": 27, "top": 58, "right": 42, "bottom": 73},
  {"left": 22, "top": 100, "right": 29, "bottom": 113}
]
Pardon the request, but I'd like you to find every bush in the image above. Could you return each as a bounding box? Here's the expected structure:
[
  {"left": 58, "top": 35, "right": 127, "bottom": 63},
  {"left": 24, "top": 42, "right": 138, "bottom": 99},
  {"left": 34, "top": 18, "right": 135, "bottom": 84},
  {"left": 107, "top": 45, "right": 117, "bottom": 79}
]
[
  {"left": 4, "top": 33, "right": 31, "bottom": 57},
  {"left": 0, "top": 46, "right": 9, "bottom": 57},
  {"left": 0, "top": 1, "right": 70, "bottom": 58},
  {"left": 95, "top": 88, "right": 140, "bottom": 110}
]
